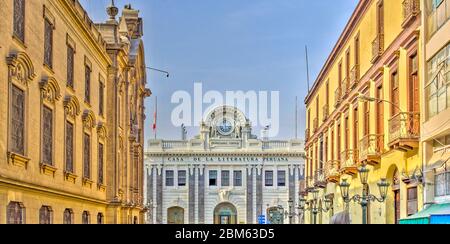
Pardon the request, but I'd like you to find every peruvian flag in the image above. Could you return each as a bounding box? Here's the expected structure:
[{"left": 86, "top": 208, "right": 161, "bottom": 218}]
[{"left": 152, "top": 97, "right": 157, "bottom": 132}]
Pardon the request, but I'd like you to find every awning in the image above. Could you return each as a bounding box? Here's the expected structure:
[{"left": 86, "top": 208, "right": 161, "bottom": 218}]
[{"left": 400, "top": 203, "right": 450, "bottom": 224}]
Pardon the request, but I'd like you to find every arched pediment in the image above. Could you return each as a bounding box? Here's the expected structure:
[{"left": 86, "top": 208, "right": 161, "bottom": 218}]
[
  {"left": 6, "top": 51, "right": 36, "bottom": 85},
  {"left": 82, "top": 110, "right": 97, "bottom": 129},
  {"left": 63, "top": 95, "right": 81, "bottom": 119},
  {"left": 40, "top": 77, "right": 62, "bottom": 103},
  {"left": 97, "top": 122, "right": 108, "bottom": 139}
]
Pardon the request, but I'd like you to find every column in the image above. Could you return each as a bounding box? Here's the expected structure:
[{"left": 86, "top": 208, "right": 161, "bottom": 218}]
[
  {"left": 198, "top": 165, "right": 205, "bottom": 224},
  {"left": 156, "top": 165, "right": 163, "bottom": 224},
  {"left": 256, "top": 165, "right": 263, "bottom": 222},
  {"left": 246, "top": 166, "right": 254, "bottom": 224},
  {"left": 189, "top": 165, "right": 196, "bottom": 224}
]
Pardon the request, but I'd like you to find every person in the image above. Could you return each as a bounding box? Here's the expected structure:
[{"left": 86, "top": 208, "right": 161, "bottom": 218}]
[{"left": 330, "top": 211, "right": 351, "bottom": 224}]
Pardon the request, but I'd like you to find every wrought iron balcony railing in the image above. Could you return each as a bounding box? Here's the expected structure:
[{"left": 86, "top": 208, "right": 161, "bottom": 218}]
[
  {"left": 314, "top": 169, "right": 327, "bottom": 188},
  {"left": 350, "top": 65, "right": 360, "bottom": 89},
  {"left": 313, "top": 118, "right": 319, "bottom": 133},
  {"left": 360, "top": 134, "right": 384, "bottom": 166},
  {"left": 325, "top": 160, "right": 340, "bottom": 183},
  {"left": 388, "top": 112, "right": 420, "bottom": 151},
  {"left": 371, "top": 33, "right": 384, "bottom": 63},
  {"left": 402, "top": 0, "right": 420, "bottom": 28},
  {"left": 341, "top": 77, "right": 349, "bottom": 98}
]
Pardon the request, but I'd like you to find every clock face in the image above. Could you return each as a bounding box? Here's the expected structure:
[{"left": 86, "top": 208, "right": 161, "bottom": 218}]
[{"left": 217, "top": 119, "right": 234, "bottom": 136}]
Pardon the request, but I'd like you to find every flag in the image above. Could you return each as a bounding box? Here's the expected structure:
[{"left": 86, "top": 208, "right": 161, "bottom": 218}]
[{"left": 152, "top": 97, "right": 157, "bottom": 132}]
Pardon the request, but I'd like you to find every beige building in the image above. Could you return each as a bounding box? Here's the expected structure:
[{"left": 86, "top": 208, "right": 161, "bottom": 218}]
[{"left": 0, "top": 0, "right": 150, "bottom": 224}]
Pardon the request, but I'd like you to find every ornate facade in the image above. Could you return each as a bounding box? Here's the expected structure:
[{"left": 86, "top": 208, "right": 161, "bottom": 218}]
[
  {"left": 145, "top": 106, "right": 305, "bottom": 224},
  {"left": 0, "top": 0, "right": 149, "bottom": 224},
  {"left": 304, "top": 0, "right": 423, "bottom": 224}
]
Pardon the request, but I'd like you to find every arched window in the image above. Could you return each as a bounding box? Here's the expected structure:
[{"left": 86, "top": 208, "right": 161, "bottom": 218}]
[
  {"left": 97, "top": 213, "right": 104, "bottom": 224},
  {"left": 214, "top": 203, "right": 237, "bottom": 224},
  {"left": 82, "top": 211, "right": 90, "bottom": 224},
  {"left": 39, "top": 206, "right": 53, "bottom": 224},
  {"left": 63, "top": 209, "right": 74, "bottom": 224},
  {"left": 7, "top": 202, "right": 25, "bottom": 224}
]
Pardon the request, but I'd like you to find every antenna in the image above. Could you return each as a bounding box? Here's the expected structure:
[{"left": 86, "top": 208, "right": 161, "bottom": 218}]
[{"left": 305, "top": 45, "right": 311, "bottom": 92}]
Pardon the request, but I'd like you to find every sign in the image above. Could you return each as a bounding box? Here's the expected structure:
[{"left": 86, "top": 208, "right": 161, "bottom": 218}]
[{"left": 258, "top": 215, "right": 266, "bottom": 224}]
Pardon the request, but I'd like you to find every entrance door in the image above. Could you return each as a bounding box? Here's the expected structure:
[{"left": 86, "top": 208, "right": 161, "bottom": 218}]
[
  {"left": 214, "top": 203, "right": 237, "bottom": 224},
  {"left": 394, "top": 190, "right": 400, "bottom": 224}
]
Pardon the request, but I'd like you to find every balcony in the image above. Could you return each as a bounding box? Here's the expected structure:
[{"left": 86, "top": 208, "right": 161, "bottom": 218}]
[
  {"left": 427, "top": 0, "right": 450, "bottom": 39},
  {"left": 335, "top": 87, "right": 342, "bottom": 108},
  {"left": 305, "top": 128, "right": 310, "bottom": 142},
  {"left": 360, "top": 134, "right": 384, "bottom": 166},
  {"left": 402, "top": 0, "right": 420, "bottom": 28},
  {"left": 341, "top": 77, "right": 349, "bottom": 98},
  {"left": 314, "top": 169, "right": 327, "bottom": 188},
  {"left": 325, "top": 160, "right": 340, "bottom": 183},
  {"left": 313, "top": 118, "right": 319, "bottom": 133},
  {"left": 388, "top": 112, "right": 420, "bottom": 151},
  {"left": 305, "top": 176, "right": 316, "bottom": 192},
  {"left": 322, "top": 104, "right": 329, "bottom": 122},
  {"left": 340, "top": 149, "right": 359, "bottom": 176},
  {"left": 371, "top": 33, "right": 384, "bottom": 63},
  {"left": 350, "top": 65, "right": 360, "bottom": 89},
  {"left": 299, "top": 180, "right": 307, "bottom": 196}
]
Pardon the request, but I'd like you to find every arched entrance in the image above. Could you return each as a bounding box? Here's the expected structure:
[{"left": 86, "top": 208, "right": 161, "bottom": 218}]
[
  {"left": 392, "top": 169, "right": 401, "bottom": 224},
  {"left": 386, "top": 166, "right": 400, "bottom": 224},
  {"left": 214, "top": 203, "right": 237, "bottom": 224},
  {"left": 167, "top": 207, "right": 185, "bottom": 224}
]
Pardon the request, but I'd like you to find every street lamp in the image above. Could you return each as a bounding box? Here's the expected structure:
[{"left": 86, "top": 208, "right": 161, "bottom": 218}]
[
  {"left": 339, "top": 164, "right": 390, "bottom": 224},
  {"left": 298, "top": 188, "right": 332, "bottom": 224},
  {"left": 146, "top": 67, "right": 170, "bottom": 78}
]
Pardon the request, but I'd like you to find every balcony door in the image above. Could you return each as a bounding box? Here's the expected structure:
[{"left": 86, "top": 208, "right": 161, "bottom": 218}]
[{"left": 409, "top": 54, "right": 419, "bottom": 113}]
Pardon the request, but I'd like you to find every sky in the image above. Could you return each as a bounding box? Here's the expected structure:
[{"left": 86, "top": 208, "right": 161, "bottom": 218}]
[{"left": 80, "top": 0, "right": 358, "bottom": 144}]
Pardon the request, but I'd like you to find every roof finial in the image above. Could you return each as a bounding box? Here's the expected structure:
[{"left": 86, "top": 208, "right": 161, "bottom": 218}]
[{"left": 106, "top": 0, "right": 119, "bottom": 23}]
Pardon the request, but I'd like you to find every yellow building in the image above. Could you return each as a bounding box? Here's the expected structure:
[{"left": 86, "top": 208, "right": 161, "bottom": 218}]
[
  {"left": 0, "top": 0, "right": 150, "bottom": 224},
  {"left": 303, "top": 0, "right": 423, "bottom": 224}
]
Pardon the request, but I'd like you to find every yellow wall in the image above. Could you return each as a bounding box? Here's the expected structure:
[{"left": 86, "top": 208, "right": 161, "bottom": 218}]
[{"left": 304, "top": 0, "right": 424, "bottom": 224}]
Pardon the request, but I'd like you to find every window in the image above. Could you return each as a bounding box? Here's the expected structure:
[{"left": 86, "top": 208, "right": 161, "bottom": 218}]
[
  {"left": 353, "top": 108, "right": 359, "bottom": 150},
  {"left": 233, "top": 171, "right": 242, "bottom": 187},
  {"left": 337, "top": 124, "right": 341, "bottom": 159},
  {"left": 67, "top": 45, "right": 74, "bottom": 88},
  {"left": 39, "top": 206, "right": 53, "bottom": 224},
  {"left": 426, "top": 43, "right": 450, "bottom": 119},
  {"left": 13, "top": 0, "right": 25, "bottom": 43},
  {"left": 277, "top": 170, "right": 286, "bottom": 187},
  {"left": 331, "top": 129, "right": 335, "bottom": 160},
  {"left": 63, "top": 209, "right": 73, "bottom": 224},
  {"left": 221, "top": 171, "right": 230, "bottom": 187},
  {"left": 407, "top": 187, "right": 418, "bottom": 216},
  {"left": 209, "top": 170, "right": 218, "bottom": 186},
  {"left": 178, "top": 170, "right": 186, "bottom": 187},
  {"left": 364, "top": 102, "right": 370, "bottom": 136},
  {"left": 65, "top": 121, "right": 74, "bottom": 173},
  {"left": 7, "top": 202, "right": 25, "bottom": 224},
  {"left": 85, "top": 65, "right": 91, "bottom": 103},
  {"left": 98, "top": 143, "right": 104, "bottom": 185},
  {"left": 83, "top": 133, "right": 91, "bottom": 179},
  {"left": 355, "top": 35, "right": 360, "bottom": 68},
  {"left": 345, "top": 117, "right": 349, "bottom": 151},
  {"left": 99, "top": 82, "right": 104, "bottom": 116},
  {"left": 435, "top": 169, "right": 450, "bottom": 197},
  {"left": 44, "top": 18, "right": 53, "bottom": 68},
  {"left": 265, "top": 171, "right": 274, "bottom": 187},
  {"left": 166, "top": 170, "right": 174, "bottom": 187},
  {"left": 97, "top": 213, "right": 104, "bottom": 224},
  {"left": 10, "top": 85, "right": 25, "bottom": 155},
  {"left": 82, "top": 211, "right": 90, "bottom": 224},
  {"left": 42, "top": 106, "right": 53, "bottom": 166},
  {"left": 391, "top": 71, "right": 400, "bottom": 116},
  {"left": 376, "top": 86, "right": 384, "bottom": 135}
]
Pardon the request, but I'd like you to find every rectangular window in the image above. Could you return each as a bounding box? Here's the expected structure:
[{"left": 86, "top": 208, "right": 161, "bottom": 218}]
[
  {"left": 345, "top": 117, "right": 349, "bottom": 151},
  {"left": 233, "top": 171, "right": 242, "bottom": 187},
  {"left": 337, "top": 124, "right": 341, "bottom": 159},
  {"left": 407, "top": 187, "right": 418, "bottom": 216},
  {"left": 85, "top": 65, "right": 91, "bottom": 104},
  {"left": 364, "top": 102, "right": 370, "bottom": 136},
  {"left": 165, "top": 170, "right": 174, "bottom": 187},
  {"left": 13, "top": 0, "right": 25, "bottom": 43},
  {"left": 65, "top": 122, "right": 74, "bottom": 173},
  {"left": 99, "top": 82, "right": 104, "bottom": 116},
  {"left": 265, "top": 171, "right": 274, "bottom": 186},
  {"left": 83, "top": 133, "right": 90, "bottom": 179},
  {"left": 67, "top": 45, "right": 74, "bottom": 88},
  {"left": 42, "top": 106, "right": 53, "bottom": 165},
  {"left": 376, "top": 86, "right": 384, "bottom": 135},
  {"left": 331, "top": 129, "right": 335, "bottom": 160},
  {"left": 11, "top": 85, "right": 25, "bottom": 155},
  {"left": 178, "top": 170, "right": 186, "bottom": 186},
  {"left": 277, "top": 170, "right": 286, "bottom": 187},
  {"left": 353, "top": 108, "right": 359, "bottom": 150},
  {"left": 391, "top": 71, "right": 400, "bottom": 116},
  {"left": 426, "top": 43, "right": 450, "bottom": 119},
  {"left": 346, "top": 49, "right": 351, "bottom": 81},
  {"left": 355, "top": 35, "right": 360, "bottom": 67},
  {"left": 209, "top": 170, "right": 217, "bottom": 186},
  {"left": 44, "top": 19, "right": 53, "bottom": 69},
  {"left": 435, "top": 172, "right": 446, "bottom": 197},
  {"left": 221, "top": 171, "right": 230, "bottom": 187},
  {"left": 98, "top": 143, "right": 104, "bottom": 185}
]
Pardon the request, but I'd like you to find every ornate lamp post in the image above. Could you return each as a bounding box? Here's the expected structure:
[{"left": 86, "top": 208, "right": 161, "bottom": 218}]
[
  {"left": 339, "top": 164, "right": 390, "bottom": 224},
  {"left": 298, "top": 188, "right": 332, "bottom": 224}
]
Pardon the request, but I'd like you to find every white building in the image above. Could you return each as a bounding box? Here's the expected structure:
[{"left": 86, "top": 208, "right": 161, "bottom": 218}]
[{"left": 144, "top": 106, "right": 305, "bottom": 224}]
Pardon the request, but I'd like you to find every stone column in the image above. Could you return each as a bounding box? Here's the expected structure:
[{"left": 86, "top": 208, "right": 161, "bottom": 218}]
[
  {"left": 189, "top": 165, "right": 196, "bottom": 224},
  {"left": 147, "top": 166, "right": 154, "bottom": 224},
  {"left": 256, "top": 164, "right": 263, "bottom": 222},
  {"left": 246, "top": 166, "right": 254, "bottom": 224},
  {"left": 198, "top": 165, "right": 205, "bottom": 224},
  {"left": 156, "top": 164, "right": 163, "bottom": 224}
]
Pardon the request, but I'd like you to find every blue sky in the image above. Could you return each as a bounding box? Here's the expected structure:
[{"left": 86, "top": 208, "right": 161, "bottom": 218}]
[{"left": 80, "top": 0, "right": 358, "bottom": 143}]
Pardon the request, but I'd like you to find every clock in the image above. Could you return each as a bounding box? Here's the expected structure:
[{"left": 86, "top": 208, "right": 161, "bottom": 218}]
[{"left": 217, "top": 119, "right": 234, "bottom": 136}]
